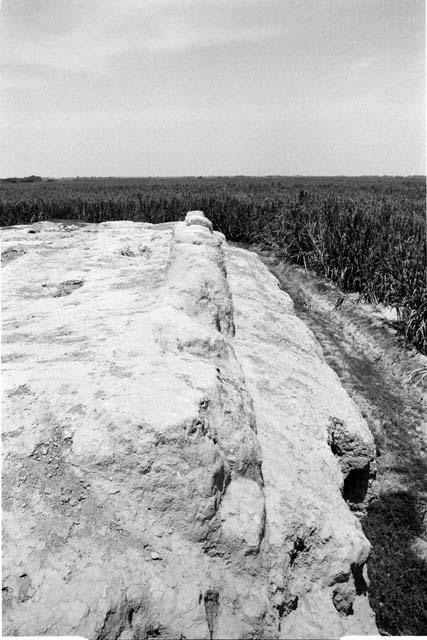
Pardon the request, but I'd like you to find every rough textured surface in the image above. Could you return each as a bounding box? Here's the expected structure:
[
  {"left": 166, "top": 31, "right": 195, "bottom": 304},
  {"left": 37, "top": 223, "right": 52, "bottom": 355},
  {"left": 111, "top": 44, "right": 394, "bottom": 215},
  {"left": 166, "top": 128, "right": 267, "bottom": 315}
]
[{"left": 2, "top": 214, "right": 378, "bottom": 638}]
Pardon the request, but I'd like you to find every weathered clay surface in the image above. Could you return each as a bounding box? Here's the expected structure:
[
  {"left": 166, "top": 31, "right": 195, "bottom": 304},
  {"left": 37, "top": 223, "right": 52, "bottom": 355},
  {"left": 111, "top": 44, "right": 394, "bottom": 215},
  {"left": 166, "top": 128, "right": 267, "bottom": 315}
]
[{"left": 2, "top": 214, "right": 378, "bottom": 638}]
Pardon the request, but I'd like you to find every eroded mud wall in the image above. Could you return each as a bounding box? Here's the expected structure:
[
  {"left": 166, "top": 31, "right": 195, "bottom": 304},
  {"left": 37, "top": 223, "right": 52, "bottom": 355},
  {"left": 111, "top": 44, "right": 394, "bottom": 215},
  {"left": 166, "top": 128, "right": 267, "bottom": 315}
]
[{"left": 2, "top": 213, "right": 377, "bottom": 638}]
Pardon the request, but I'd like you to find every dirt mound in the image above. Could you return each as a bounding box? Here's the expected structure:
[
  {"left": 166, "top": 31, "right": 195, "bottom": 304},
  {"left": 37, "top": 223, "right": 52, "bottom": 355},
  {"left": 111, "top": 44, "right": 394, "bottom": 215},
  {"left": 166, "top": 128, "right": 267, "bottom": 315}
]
[{"left": 2, "top": 214, "right": 377, "bottom": 638}]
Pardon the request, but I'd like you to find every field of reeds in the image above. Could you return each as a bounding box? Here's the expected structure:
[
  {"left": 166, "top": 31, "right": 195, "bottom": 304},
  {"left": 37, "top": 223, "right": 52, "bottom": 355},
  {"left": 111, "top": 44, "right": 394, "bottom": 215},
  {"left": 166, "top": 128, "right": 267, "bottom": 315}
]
[{"left": 1, "top": 176, "right": 425, "bottom": 353}]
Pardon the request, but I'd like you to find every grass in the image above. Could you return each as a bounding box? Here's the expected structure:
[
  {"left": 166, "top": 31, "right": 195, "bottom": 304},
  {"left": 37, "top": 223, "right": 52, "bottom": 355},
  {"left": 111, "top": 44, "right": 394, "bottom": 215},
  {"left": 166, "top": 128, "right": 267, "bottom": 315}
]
[
  {"left": 1, "top": 175, "right": 425, "bottom": 353},
  {"left": 363, "top": 491, "right": 427, "bottom": 636}
]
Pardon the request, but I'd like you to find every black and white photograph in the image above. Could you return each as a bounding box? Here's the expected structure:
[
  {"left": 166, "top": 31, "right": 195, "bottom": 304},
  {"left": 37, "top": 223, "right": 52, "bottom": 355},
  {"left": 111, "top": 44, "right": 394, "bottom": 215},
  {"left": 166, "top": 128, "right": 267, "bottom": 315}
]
[{"left": 1, "top": 1, "right": 426, "bottom": 638}]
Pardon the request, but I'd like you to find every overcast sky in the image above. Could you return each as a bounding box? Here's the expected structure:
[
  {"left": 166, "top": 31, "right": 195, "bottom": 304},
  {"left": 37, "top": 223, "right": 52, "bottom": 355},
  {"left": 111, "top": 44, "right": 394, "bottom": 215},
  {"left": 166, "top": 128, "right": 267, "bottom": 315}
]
[{"left": 1, "top": 0, "right": 425, "bottom": 177}]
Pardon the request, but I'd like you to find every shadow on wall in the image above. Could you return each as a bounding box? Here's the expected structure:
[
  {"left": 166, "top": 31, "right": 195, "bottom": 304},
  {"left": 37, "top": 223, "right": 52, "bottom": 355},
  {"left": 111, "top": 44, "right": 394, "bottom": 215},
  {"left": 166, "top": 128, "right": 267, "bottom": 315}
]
[{"left": 363, "top": 491, "right": 427, "bottom": 636}]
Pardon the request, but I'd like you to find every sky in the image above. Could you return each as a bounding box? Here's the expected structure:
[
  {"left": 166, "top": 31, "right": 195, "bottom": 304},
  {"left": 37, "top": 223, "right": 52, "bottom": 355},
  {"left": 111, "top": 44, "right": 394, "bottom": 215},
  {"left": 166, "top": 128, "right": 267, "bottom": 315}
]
[{"left": 0, "top": 0, "right": 425, "bottom": 177}]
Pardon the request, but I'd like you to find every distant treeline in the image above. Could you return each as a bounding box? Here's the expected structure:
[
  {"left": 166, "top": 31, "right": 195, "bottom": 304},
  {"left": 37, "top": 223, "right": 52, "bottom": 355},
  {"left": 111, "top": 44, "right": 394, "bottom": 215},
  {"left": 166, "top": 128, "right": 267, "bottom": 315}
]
[
  {"left": 1, "top": 176, "right": 425, "bottom": 353},
  {"left": 1, "top": 175, "right": 43, "bottom": 183}
]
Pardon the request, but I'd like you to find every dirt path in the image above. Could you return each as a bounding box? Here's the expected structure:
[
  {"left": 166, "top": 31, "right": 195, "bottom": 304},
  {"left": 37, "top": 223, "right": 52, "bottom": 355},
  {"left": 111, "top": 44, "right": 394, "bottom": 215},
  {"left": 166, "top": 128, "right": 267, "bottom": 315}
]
[{"left": 240, "top": 247, "right": 427, "bottom": 636}]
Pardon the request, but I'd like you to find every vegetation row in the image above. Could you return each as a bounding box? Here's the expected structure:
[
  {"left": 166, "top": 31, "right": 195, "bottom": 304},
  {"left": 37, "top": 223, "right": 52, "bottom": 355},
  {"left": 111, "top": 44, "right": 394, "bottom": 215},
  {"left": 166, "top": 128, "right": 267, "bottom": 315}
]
[{"left": 1, "top": 177, "right": 425, "bottom": 353}]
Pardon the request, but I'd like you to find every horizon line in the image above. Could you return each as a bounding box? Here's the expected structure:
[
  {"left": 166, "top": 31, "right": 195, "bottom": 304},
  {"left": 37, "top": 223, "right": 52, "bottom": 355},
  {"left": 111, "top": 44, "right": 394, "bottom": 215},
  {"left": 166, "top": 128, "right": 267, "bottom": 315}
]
[{"left": 2, "top": 174, "right": 426, "bottom": 180}]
